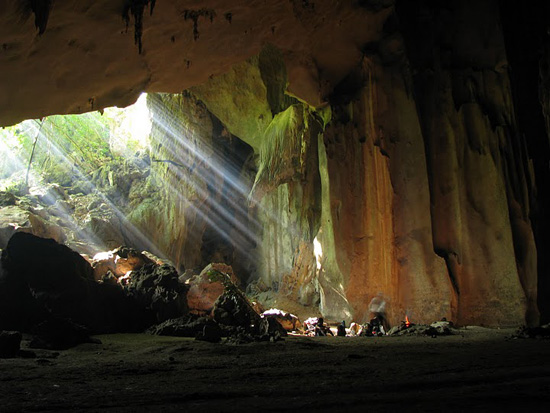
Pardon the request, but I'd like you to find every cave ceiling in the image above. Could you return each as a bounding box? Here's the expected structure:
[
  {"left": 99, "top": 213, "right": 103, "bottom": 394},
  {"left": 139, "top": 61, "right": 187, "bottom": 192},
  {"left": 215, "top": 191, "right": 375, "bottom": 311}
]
[{"left": 0, "top": 0, "right": 392, "bottom": 127}]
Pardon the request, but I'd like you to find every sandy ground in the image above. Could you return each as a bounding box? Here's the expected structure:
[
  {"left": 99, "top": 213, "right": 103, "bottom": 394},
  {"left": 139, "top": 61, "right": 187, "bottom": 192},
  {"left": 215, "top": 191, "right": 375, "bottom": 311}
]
[{"left": 1, "top": 327, "right": 549, "bottom": 412}]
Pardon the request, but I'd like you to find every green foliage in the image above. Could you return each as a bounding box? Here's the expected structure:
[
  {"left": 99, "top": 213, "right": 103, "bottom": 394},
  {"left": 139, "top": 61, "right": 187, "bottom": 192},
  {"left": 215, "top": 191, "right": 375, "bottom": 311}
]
[
  {"left": 207, "top": 269, "right": 227, "bottom": 284},
  {"left": 1, "top": 180, "right": 28, "bottom": 197},
  {"left": 0, "top": 112, "right": 113, "bottom": 186},
  {"left": 0, "top": 98, "right": 150, "bottom": 190}
]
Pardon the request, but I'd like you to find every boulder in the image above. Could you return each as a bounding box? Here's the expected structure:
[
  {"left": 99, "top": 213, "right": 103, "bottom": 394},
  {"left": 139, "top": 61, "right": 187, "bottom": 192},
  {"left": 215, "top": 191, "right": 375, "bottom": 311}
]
[
  {"left": 0, "top": 232, "right": 95, "bottom": 331},
  {"left": 83, "top": 213, "right": 125, "bottom": 250},
  {"left": 29, "top": 184, "right": 68, "bottom": 206},
  {"left": 186, "top": 263, "right": 239, "bottom": 315},
  {"left": 261, "top": 308, "right": 301, "bottom": 331},
  {"left": 91, "top": 250, "right": 116, "bottom": 281},
  {"left": 27, "top": 213, "right": 66, "bottom": 244},
  {"left": 124, "top": 263, "right": 188, "bottom": 324},
  {"left": 0, "top": 191, "right": 17, "bottom": 207},
  {"left": 112, "top": 246, "right": 154, "bottom": 276},
  {"left": 210, "top": 271, "right": 287, "bottom": 339},
  {"left": 0, "top": 330, "right": 22, "bottom": 358},
  {"left": 151, "top": 268, "right": 286, "bottom": 343},
  {"left": 0, "top": 205, "right": 66, "bottom": 249},
  {"left": 0, "top": 232, "right": 189, "bottom": 338},
  {"left": 92, "top": 246, "right": 154, "bottom": 281}
]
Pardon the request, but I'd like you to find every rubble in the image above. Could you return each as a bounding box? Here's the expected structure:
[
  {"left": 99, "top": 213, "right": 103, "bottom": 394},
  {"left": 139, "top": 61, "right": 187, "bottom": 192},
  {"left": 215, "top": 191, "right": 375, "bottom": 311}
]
[
  {"left": 261, "top": 308, "right": 301, "bottom": 331},
  {"left": 92, "top": 246, "right": 154, "bottom": 281},
  {"left": 0, "top": 232, "right": 190, "bottom": 347},
  {"left": 149, "top": 267, "right": 286, "bottom": 343},
  {"left": 123, "top": 262, "right": 188, "bottom": 324},
  {"left": 303, "top": 317, "right": 333, "bottom": 336},
  {"left": 512, "top": 324, "right": 550, "bottom": 339},
  {"left": 388, "top": 319, "right": 455, "bottom": 337},
  {"left": 0, "top": 231, "right": 96, "bottom": 332}
]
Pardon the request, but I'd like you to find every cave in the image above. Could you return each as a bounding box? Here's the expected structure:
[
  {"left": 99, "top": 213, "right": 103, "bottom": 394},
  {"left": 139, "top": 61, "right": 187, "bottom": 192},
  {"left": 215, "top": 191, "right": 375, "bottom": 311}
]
[{"left": 1, "top": 0, "right": 550, "bottom": 410}]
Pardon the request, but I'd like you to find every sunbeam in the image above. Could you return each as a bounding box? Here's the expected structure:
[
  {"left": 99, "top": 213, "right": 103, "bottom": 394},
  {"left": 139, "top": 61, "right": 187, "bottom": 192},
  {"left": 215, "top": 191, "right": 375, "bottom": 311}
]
[{"left": 0, "top": 89, "right": 307, "bottom": 292}]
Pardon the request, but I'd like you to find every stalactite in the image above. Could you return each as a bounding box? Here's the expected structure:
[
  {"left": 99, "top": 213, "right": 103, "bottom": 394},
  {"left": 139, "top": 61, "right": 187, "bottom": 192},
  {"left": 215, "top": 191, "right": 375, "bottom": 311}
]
[
  {"left": 123, "top": 0, "right": 157, "bottom": 54},
  {"left": 183, "top": 9, "right": 216, "bottom": 41},
  {"left": 29, "top": 0, "right": 53, "bottom": 35}
]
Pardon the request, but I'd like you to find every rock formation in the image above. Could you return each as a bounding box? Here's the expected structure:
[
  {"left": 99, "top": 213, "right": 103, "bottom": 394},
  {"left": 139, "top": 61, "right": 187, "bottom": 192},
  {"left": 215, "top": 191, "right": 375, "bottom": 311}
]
[{"left": 1, "top": 0, "right": 549, "bottom": 327}]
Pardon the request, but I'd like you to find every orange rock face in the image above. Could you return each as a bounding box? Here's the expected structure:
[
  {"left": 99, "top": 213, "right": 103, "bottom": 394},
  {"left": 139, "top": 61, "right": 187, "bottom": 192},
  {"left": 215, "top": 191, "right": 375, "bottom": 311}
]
[{"left": 186, "top": 263, "right": 239, "bottom": 314}]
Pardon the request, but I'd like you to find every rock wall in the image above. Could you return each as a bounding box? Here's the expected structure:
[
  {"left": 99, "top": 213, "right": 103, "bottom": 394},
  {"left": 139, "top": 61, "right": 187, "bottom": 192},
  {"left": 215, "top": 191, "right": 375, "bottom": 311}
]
[
  {"left": 397, "top": 0, "right": 538, "bottom": 326},
  {"left": 127, "top": 92, "right": 254, "bottom": 275},
  {"left": 321, "top": 56, "right": 454, "bottom": 325},
  {"left": 139, "top": 13, "right": 544, "bottom": 325},
  {"left": 498, "top": 0, "right": 550, "bottom": 324},
  {"left": 187, "top": 2, "right": 543, "bottom": 326},
  {"left": 1, "top": 0, "right": 548, "bottom": 326}
]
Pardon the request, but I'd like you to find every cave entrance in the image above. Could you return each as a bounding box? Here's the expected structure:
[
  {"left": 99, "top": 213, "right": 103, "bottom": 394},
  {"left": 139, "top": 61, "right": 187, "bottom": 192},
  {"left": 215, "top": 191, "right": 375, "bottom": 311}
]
[{"left": 0, "top": 93, "right": 257, "bottom": 283}]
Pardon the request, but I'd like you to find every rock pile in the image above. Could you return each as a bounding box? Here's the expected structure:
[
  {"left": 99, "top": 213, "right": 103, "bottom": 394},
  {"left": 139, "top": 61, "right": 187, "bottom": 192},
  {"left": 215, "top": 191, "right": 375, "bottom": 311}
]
[
  {"left": 387, "top": 320, "right": 455, "bottom": 337},
  {"left": 512, "top": 324, "right": 550, "bottom": 339},
  {"left": 0, "top": 232, "right": 290, "bottom": 348},
  {"left": 0, "top": 232, "right": 189, "bottom": 348},
  {"left": 150, "top": 267, "right": 287, "bottom": 343}
]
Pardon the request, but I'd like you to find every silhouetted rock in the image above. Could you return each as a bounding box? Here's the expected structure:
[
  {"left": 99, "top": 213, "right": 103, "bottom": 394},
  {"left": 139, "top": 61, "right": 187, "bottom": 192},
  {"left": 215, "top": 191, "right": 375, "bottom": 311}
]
[
  {"left": 29, "top": 317, "right": 101, "bottom": 350},
  {"left": 195, "top": 323, "right": 223, "bottom": 343},
  {"left": 148, "top": 315, "right": 214, "bottom": 337},
  {"left": 0, "top": 232, "right": 95, "bottom": 331},
  {"left": 0, "top": 330, "right": 22, "bottom": 358},
  {"left": 124, "top": 263, "right": 188, "bottom": 324},
  {"left": 513, "top": 324, "right": 550, "bottom": 339},
  {"left": 261, "top": 308, "right": 301, "bottom": 331},
  {"left": 0, "top": 232, "right": 186, "bottom": 338}
]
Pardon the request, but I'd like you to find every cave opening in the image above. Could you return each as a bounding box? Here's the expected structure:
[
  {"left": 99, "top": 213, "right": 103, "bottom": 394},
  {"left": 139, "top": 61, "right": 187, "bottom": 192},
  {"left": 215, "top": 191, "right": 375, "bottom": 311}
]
[{"left": 0, "top": 92, "right": 260, "bottom": 282}]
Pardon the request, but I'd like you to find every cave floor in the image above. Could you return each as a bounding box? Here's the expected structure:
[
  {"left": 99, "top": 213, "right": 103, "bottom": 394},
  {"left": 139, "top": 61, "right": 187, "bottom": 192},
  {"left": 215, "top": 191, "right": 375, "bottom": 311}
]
[{"left": 1, "top": 327, "right": 549, "bottom": 412}]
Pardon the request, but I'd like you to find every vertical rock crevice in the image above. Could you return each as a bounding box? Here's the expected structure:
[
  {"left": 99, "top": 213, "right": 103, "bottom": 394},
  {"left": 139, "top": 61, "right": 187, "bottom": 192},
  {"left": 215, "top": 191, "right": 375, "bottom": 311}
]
[{"left": 499, "top": 0, "right": 550, "bottom": 324}]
